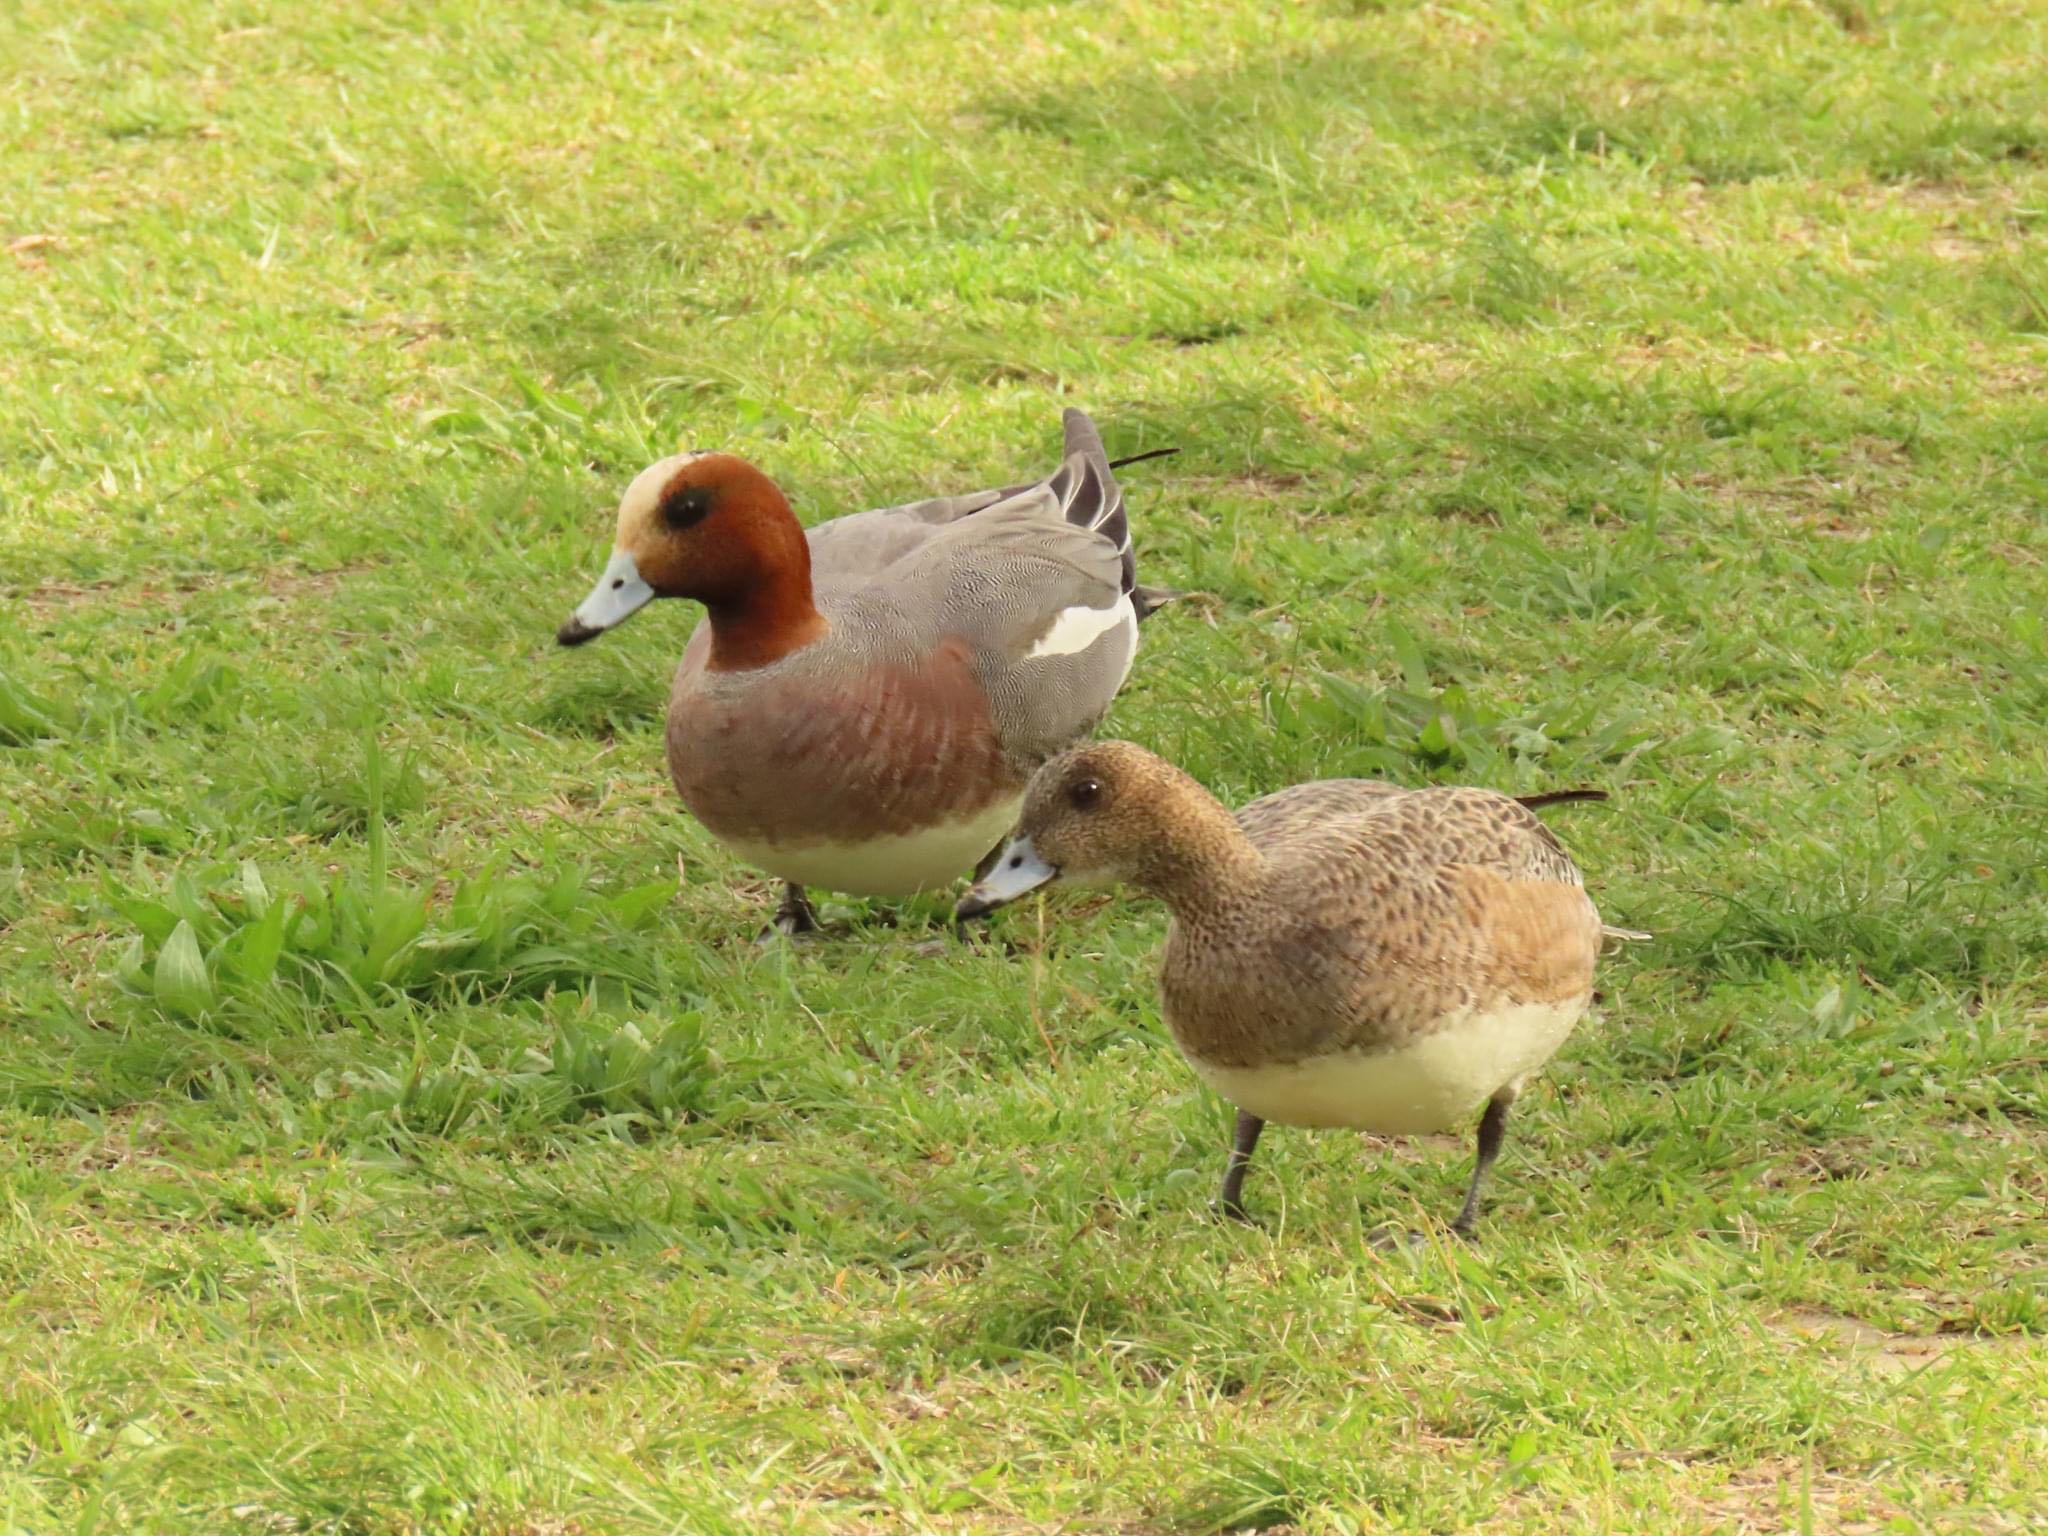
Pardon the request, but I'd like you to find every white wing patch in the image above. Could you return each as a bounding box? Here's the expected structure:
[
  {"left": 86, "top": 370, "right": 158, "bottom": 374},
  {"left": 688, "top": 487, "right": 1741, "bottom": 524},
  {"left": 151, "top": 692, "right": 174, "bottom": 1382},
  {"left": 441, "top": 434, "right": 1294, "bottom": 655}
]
[{"left": 1026, "top": 593, "right": 1136, "bottom": 660}]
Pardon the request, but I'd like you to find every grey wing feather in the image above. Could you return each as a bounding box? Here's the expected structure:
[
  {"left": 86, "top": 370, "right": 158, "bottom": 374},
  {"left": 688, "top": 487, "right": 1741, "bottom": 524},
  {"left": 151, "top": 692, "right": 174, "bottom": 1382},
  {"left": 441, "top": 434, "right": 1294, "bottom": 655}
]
[
  {"left": 804, "top": 489, "right": 1010, "bottom": 581},
  {"left": 1050, "top": 408, "right": 1133, "bottom": 595},
  {"left": 888, "top": 488, "right": 1125, "bottom": 653},
  {"left": 801, "top": 409, "right": 1132, "bottom": 595},
  {"left": 861, "top": 489, "right": 1129, "bottom": 764}
]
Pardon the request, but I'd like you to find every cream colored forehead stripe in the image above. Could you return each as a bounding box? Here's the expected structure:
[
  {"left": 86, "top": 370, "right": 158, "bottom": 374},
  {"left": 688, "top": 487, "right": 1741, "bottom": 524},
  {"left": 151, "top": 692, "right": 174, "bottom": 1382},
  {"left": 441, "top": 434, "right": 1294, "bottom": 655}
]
[{"left": 616, "top": 452, "right": 709, "bottom": 526}]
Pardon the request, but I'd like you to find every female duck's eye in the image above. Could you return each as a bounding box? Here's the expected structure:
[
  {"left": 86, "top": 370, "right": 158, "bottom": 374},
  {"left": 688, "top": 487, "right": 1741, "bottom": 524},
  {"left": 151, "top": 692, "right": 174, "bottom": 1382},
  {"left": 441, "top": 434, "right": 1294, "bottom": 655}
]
[{"left": 1068, "top": 777, "right": 1101, "bottom": 810}]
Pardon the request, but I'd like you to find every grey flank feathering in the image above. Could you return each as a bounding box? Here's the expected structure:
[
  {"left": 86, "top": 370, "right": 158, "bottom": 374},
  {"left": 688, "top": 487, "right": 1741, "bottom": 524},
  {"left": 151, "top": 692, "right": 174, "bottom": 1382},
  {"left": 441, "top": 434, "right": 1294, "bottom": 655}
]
[
  {"left": 976, "top": 411, "right": 1181, "bottom": 619},
  {"left": 805, "top": 410, "right": 1181, "bottom": 618}
]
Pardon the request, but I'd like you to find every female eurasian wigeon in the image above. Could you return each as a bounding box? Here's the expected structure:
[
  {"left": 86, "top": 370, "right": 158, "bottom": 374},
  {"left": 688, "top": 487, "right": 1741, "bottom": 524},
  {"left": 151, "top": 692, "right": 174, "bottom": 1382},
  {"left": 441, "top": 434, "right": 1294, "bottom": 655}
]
[
  {"left": 957, "top": 741, "right": 1646, "bottom": 1237},
  {"left": 558, "top": 410, "right": 1174, "bottom": 933}
]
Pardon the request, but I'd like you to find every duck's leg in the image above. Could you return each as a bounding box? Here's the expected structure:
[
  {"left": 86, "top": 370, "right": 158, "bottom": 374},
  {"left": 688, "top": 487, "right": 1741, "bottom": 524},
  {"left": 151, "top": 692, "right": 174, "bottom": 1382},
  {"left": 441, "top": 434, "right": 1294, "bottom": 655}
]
[
  {"left": 770, "top": 882, "right": 820, "bottom": 937},
  {"left": 1448, "top": 1089, "right": 1515, "bottom": 1239},
  {"left": 1217, "top": 1110, "right": 1265, "bottom": 1222}
]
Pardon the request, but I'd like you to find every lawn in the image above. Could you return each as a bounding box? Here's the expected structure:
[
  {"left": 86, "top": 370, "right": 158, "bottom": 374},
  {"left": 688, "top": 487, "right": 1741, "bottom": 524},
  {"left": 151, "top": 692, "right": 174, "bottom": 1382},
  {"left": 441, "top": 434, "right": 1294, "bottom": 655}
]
[{"left": 3, "top": 0, "right": 2046, "bottom": 1530}]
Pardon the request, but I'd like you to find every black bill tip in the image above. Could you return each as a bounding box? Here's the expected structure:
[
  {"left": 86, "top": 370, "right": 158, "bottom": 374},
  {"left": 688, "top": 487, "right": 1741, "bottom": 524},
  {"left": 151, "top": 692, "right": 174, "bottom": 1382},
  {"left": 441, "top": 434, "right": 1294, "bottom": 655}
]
[{"left": 557, "top": 616, "right": 602, "bottom": 647}]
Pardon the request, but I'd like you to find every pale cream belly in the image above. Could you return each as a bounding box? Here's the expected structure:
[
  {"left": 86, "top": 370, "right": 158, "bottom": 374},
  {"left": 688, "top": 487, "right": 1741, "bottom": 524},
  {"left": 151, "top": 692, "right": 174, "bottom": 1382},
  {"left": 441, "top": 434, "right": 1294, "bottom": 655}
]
[
  {"left": 720, "top": 794, "right": 1022, "bottom": 898},
  {"left": 1182, "top": 998, "right": 1588, "bottom": 1134}
]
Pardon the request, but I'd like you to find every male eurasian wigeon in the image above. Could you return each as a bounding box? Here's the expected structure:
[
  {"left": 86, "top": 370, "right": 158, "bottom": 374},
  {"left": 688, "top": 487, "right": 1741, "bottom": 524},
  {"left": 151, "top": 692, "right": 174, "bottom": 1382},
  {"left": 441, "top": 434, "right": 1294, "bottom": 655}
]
[
  {"left": 957, "top": 741, "right": 1646, "bottom": 1237},
  {"left": 558, "top": 410, "right": 1174, "bottom": 933}
]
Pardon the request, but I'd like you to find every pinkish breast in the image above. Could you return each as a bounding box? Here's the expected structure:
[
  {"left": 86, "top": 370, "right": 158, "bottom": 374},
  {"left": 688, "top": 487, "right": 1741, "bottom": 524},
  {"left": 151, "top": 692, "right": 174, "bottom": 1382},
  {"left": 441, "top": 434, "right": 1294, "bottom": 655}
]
[{"left": 663, "top": 632, "right": 1020, "bottom": 848}]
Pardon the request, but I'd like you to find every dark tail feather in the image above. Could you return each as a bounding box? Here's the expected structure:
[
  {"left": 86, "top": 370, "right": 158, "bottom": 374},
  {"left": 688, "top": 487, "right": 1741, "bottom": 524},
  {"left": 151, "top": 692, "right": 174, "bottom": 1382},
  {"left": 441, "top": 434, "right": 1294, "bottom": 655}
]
[
  {"left": 1132, "top": 583, "right": 1185, "bottom": 621},
  {"left": 1515, "top": 788, "right": 1609, "bottom": 810},
  {"left": 1107, "top": 446, "right": 1179, "bottom": 471},
  {"left": 1057, "top": 408, "right": 1133, "bottom": 596}
]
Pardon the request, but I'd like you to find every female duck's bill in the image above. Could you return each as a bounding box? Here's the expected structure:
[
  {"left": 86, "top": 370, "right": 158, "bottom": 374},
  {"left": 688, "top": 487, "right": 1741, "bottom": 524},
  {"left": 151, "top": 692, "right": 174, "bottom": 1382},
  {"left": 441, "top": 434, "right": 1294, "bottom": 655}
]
[
  {"left": 558, "top": 548, "right": 656, "bottom": 646},
  {"left": 955, "top": 835, "right": 1058, "bottom": 918}
]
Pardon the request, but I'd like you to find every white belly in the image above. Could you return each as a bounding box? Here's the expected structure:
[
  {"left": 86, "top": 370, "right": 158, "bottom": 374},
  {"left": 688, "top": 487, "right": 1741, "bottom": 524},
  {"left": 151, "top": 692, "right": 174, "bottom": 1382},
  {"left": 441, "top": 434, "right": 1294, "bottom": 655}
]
[
  {"left": 722, "top": 795, "right": 1022, "bottom": 898},
  {"left": 1185, "top": 998, "right": 1587, "bottom": 1134}
]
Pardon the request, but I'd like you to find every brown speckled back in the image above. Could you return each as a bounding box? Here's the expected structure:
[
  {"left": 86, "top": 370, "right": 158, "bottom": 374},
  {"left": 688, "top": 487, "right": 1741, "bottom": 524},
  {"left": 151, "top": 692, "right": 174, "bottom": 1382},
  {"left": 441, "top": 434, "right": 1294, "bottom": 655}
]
[{"left": 1167, "top": 782, "right": 1601, "bottom": 1070}]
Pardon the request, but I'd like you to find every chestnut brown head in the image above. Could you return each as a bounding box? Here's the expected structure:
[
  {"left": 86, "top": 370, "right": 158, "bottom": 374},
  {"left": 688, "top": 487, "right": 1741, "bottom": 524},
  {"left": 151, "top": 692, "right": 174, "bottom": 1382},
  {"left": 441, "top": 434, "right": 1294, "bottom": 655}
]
[{"left": 557, "top": 451, "right": 814, "bottom": 649}]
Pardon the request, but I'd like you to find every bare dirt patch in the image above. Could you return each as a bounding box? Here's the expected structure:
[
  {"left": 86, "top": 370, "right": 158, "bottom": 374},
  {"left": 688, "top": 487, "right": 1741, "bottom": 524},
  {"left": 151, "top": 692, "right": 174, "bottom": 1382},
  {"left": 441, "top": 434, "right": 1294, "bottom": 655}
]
[{"left": 1771, "top": 1307, "right": 2027, "bottom": 1376}]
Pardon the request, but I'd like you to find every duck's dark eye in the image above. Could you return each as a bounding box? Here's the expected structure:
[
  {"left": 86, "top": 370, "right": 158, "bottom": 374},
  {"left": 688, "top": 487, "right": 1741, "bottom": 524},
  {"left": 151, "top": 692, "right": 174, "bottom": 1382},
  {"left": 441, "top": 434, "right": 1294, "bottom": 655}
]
[
  {"left": 661, "top": 485, "right": 715, "bottom": 530},
  {"left": 1008, "top": 854, "right": 1023, "bottom": 868},
  {"left": 611, "top": 578, "right": 625, "bottom": 590},
  {"left": 1068, "top": 777, "right": 1102, "bottom": 811}
]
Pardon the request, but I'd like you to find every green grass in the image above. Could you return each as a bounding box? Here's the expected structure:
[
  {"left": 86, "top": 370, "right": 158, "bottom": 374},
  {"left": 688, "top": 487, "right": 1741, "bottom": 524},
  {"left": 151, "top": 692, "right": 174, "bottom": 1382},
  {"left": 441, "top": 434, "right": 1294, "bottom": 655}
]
[{"left": 4, "top": 0, "right": 2046, "bottom": 1529}]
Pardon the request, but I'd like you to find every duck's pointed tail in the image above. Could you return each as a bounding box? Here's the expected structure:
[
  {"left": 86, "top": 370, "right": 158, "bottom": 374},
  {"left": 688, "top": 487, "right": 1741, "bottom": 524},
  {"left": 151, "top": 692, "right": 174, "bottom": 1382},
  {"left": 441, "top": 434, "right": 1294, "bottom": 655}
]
[
  {"left": 1131, "top": 582, "right": 1186, "bottom": 620},
  {"left": 1515, "top": 788, "right": 1608, "bottom": 810},
  {"left": 1107, "top": 446, "right": 1180, "bottom": 471}
]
